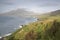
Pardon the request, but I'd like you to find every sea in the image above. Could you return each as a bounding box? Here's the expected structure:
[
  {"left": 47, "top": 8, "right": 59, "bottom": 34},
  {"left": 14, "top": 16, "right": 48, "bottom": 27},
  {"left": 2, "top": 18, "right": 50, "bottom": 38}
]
[{"left": 0, "top": 16, "right": 37, "bottom": 37}]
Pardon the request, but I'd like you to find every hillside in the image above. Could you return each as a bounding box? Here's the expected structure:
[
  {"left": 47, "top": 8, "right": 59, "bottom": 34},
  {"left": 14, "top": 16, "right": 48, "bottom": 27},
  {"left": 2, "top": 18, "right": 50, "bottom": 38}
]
[
  {"left": 37, "top": 10, "right": 60, "bottom": 21},
  {"left": 49, "top": 10, "right": 60, "bottom": 16},
  {"left": 4, "top": 10, "right": 60, "bottom": 40}
]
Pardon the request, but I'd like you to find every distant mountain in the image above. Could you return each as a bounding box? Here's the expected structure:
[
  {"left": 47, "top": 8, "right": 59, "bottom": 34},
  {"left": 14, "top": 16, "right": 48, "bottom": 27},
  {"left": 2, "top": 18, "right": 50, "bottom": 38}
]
[
  {"left": 48, "top": 10, "right": 60, "bottom": 16},
  {"left": 0, "top": 9, "right": 36, "bottom": 17},
  {"left": 36, "top": 10, "right": 60, "bottom": 20}
]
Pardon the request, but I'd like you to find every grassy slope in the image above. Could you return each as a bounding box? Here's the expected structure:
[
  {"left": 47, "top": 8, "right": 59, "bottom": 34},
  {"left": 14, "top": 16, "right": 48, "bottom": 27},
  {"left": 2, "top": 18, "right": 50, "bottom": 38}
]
[
  {"left": 4, "top": 10, "right": 60, "bottom": 40},
  {"left": 4, "top": 16, "right": 60, "bottom": 40}
]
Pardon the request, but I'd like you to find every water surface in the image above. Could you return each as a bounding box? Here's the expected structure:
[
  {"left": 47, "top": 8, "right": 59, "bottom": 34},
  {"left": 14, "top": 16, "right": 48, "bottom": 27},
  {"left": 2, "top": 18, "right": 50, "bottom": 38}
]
[{"left": 0, "top": 16, "right": 37, "bottom": 37}]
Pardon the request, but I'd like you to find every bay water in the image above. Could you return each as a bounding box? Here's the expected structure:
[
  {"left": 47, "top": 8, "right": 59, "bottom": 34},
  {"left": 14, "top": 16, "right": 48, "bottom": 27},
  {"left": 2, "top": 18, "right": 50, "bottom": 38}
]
[{"left": 0, "top": 16, "right": 37, "bottom": 37}]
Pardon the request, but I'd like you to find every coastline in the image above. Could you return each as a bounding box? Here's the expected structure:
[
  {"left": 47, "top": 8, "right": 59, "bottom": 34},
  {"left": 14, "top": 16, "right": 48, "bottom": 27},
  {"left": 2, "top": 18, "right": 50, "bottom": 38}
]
[
  {"left": 0, "top": 33, "right": 12, "bottom": 40},
  {"left": 0, "top": 17, "right": 38, "bottom": 40}
]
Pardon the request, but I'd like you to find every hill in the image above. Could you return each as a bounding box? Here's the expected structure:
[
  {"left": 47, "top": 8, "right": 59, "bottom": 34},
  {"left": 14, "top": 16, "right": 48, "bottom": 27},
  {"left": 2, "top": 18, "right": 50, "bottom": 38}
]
[
  {"left": 49, "top": 10, "right": 60, "bottom": 16},
  {"left": 37, "top": 10, "right": 60, "bottom": 20},
  {"left": 0, "top": 9, "right": 37, "bottom": 17},
  {"left": 4, "top": 10, "right": 60, "bottom": 40}
]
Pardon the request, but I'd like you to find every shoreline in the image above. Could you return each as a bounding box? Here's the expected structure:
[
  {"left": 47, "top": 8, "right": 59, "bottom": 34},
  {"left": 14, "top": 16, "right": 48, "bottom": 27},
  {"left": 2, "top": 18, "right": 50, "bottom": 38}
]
[
  {"left": 0, "top": 33, "right": 12, "bottom": 39},
  {"left": 0, "top": 17, "right": 38, "bottom": 39}
]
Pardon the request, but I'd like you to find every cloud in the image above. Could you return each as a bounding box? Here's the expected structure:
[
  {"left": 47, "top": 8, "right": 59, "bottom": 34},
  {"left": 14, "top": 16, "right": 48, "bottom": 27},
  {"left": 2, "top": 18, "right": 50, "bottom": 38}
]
[
  {"left": 0, "top": 0, "right": 60, "bottom": 13},
  {"left": 35, "top": 0, "right": 60, "bottom": 8},
  {"left": 38, "top": 3, "right": 60, "bottom": 7},
  {"left": 0, "top": 0, "right": 16, "bottom": 6}
]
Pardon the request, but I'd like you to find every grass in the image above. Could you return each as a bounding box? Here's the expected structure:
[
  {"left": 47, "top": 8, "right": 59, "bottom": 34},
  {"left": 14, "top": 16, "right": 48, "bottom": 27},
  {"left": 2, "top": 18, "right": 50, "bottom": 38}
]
[{"left": 4, "top": 15, "right": 60, "bottom": 40}]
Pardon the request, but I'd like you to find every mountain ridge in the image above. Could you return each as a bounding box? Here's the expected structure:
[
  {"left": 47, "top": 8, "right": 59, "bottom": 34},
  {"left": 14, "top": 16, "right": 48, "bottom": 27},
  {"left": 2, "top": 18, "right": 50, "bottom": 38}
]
[{"left": 0, "top": 9, "right": 37, "bottom": 17}]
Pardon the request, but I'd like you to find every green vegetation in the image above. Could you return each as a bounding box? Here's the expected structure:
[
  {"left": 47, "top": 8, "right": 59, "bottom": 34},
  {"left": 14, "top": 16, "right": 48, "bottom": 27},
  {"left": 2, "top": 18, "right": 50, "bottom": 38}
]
[{"left": 4, "top": 10, "right": 60, "bottom": 40}]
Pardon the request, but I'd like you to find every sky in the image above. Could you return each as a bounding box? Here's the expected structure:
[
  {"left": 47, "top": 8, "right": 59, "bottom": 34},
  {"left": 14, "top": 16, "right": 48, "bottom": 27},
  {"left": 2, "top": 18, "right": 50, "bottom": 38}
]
[{"left": 0, "top": 0, "right": 60, "bottom": 13}]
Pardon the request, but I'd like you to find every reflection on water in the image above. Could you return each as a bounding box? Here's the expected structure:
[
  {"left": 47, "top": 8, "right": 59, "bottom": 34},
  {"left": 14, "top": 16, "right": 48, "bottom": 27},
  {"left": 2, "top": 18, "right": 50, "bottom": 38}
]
[{"left": 0, "top": 16, "right": 37, "bottom": 37}]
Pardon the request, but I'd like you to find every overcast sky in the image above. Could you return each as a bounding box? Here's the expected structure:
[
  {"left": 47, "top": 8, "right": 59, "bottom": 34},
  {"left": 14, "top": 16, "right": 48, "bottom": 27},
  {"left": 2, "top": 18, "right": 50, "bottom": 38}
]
[{"left": 0, "top": 0, "right": 60, "bottom": 13}]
